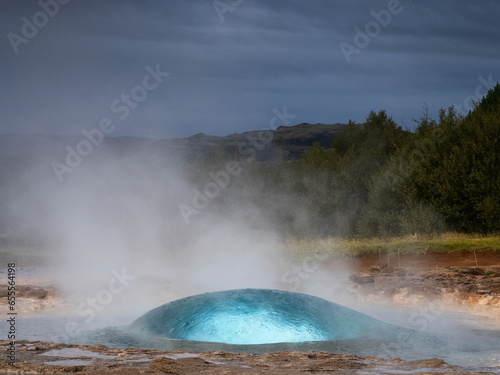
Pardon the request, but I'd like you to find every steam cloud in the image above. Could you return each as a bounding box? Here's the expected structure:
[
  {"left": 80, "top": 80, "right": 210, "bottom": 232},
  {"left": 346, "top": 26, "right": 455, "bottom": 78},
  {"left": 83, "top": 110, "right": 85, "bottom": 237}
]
[{"left": 5, "top": 139, "right": 350, "bottom": 323}]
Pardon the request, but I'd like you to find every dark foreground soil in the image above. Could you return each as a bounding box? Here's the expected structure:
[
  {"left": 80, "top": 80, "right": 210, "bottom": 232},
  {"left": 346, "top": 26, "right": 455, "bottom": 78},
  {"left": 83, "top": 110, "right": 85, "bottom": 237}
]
[{"left": 0, "top": 340, "right": 494, "bottom": 374}]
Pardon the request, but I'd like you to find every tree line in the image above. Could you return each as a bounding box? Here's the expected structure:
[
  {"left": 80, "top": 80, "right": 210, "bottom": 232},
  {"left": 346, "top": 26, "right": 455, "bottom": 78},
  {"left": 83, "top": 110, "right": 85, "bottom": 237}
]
[{"left": 185, "top": 84, "right": 500, "bottom": 238}]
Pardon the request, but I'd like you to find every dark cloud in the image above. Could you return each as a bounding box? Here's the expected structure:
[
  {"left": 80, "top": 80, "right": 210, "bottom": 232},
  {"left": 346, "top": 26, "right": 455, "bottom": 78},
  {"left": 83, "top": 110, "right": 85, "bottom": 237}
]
[{"left": 1, "top": 0, "right": 499, "bottom": 138}]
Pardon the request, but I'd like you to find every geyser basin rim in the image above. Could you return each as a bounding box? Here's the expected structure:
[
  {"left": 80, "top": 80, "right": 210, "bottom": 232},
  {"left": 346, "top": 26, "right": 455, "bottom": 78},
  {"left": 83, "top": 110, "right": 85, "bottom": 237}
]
[{"left": 128, "top": 288, "right": 398, "bottom": 345}]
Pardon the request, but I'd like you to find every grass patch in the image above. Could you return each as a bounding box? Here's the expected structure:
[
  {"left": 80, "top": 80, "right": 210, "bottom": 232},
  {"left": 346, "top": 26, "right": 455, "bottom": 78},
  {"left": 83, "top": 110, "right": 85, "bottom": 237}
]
[{"left": 285, "top": 232, "right": 500, "bottom": 258}]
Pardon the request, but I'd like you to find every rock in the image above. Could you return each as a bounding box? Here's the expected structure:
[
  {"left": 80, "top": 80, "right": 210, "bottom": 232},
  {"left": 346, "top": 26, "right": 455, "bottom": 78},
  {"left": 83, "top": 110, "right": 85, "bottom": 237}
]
[
  {"left": 0, "top": 285, "right": 48, "bottom": 299},
  {"left": 24, "top": 287, "right": 48, "bottom": 299},
  {"left": 487, "top": 297, "right": 500, "bottom": 306},
  {"left": 457, "top": 284, "right": 474, "bottom": 293},
  {"left": 149, "top": 357, "right": 182, "bottom": 373},
  {"left": 477, "top": 290, "right": 492, "bottom": 295},
  {"left": 404, "top": 358, "right": 447, "bottom": 368},
  {"left": 350, "top": 275, "right": 375, "bottom": 284},
  {"left": 381, "top": 265, "right": 394, "bottom": 273},
  {"left": 459, "top": 268, "right": 485, "bottom": 275},
  {"left": 149, "top": 356, "right": 212, "bottom": 374},
  {"left": 62, "top": 365, "right": 86, "bottom": 372},
  {"left": 395, "top": 268, "right": 407, "bottom": 276}
]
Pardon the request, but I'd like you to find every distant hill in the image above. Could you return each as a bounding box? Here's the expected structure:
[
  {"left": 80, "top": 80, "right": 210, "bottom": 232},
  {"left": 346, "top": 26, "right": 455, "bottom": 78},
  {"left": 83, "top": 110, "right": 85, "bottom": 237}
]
[
  {"left": 0, "top": 122, "right": 347, "bottom": 237},
  {"left": 0, "top": 123, "right": 347, "bottom": 169},
  {"left": 180, "top": 122, "right": 347, "bottom": 162}
]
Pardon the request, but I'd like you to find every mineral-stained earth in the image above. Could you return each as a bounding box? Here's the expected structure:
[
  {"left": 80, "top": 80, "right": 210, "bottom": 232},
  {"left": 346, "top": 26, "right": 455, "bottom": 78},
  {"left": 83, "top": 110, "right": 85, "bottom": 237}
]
[{"left": 0, "top": 340, "right": 493, "bottom": 374}]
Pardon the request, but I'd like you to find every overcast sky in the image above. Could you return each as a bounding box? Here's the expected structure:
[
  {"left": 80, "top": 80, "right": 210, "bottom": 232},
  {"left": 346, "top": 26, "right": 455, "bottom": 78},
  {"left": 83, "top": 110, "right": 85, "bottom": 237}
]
[{"left": 1, "top": 0, "right": 499, "bottom": 138}]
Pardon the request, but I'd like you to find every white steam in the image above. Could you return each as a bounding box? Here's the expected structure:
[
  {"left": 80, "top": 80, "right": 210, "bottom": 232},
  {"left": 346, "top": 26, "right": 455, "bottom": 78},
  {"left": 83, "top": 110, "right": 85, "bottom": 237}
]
[{"left": 8, "top": 142, "right": 331, "bottom": 322}]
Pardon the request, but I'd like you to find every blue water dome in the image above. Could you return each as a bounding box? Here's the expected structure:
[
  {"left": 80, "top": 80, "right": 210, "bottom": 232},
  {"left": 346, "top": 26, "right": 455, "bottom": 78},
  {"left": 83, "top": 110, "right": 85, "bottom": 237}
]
[{"left": 129, "top": 289, "right": 394, "bottom": 345}]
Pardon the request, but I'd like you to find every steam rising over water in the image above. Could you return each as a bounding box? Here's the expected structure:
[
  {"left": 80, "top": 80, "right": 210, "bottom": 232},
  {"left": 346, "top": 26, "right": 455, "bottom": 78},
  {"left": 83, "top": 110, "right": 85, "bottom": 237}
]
[
  {"left": 6, "top": 144, "right": 296, "bottom": 300},
  {"left": 5, "top": 300, "right": 500, "bottom": 370},
  {"left": 2, "top": 140, "right": 499, "bottom": 372}
]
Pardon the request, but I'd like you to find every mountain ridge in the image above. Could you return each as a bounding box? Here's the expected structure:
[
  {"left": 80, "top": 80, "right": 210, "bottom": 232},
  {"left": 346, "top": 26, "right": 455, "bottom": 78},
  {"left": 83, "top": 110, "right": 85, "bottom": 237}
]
[{"left": 0, "top": 122, "right": 348, "bottom": 164}]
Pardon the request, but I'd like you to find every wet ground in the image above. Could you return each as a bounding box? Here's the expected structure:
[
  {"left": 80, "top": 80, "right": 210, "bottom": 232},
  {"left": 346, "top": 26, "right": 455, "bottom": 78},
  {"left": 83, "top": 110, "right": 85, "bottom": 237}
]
[
  {"left": 1, "top": 339, "right": 497, "bottom": 374},
  {"left": 1, "top": 250, "right": 499, "bottom": 373}
]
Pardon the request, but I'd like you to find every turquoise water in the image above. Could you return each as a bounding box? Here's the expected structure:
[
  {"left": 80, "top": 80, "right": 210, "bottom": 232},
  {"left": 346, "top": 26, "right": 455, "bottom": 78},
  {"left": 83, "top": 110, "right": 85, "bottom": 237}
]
[
  {"left": 128, "top": 289, "right": 399, "bottom": 345},
  {"left": 4, "top": 289, "right": 500, "bottom": 371}
]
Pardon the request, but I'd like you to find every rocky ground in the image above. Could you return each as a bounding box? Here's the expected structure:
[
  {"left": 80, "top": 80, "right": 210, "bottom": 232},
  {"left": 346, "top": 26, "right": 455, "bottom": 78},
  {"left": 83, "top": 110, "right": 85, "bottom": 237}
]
[
  {"left": 349, "top": 267, "right": 500, "bottom": 319},
  {"left": 1, "top": 250, "right": 499, "bottom": 374},
  {"left": 348, "top": 250, "right": 500, "bottom": 320},
  {"left": 0, "top": 340, "right": 494, "bottom": 374}
]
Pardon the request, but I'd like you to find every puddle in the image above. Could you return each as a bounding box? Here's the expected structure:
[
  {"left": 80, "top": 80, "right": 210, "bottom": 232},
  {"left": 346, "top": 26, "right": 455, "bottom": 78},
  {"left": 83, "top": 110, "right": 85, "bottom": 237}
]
[
  {"left": 124, "top": 358, "right": 152, "bottom": 363},
  {"left": 206, "top": 359, "right": 225, "bottom": 365},
  {"left": 44, "top": 359, "right": 95, "bottom": 366},
  {"left": 163, "top": 352, "right": 200, "bottom": 359},
  {"left": 41, "top": 348, "right": 117, "bottom": 359}
]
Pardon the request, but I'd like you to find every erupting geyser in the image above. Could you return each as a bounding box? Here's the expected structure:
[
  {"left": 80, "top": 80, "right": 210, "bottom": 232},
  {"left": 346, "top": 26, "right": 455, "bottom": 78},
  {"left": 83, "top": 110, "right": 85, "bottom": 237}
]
[{"left": 129, "top": 289, "right": 396, "bottom": 345}]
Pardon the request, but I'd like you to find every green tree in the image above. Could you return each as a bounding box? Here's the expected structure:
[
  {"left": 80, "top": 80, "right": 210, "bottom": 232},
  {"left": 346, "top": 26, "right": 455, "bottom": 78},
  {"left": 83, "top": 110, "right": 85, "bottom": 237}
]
[{"left": 411, "top": 84, "right": 500, "bottom": 233}]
